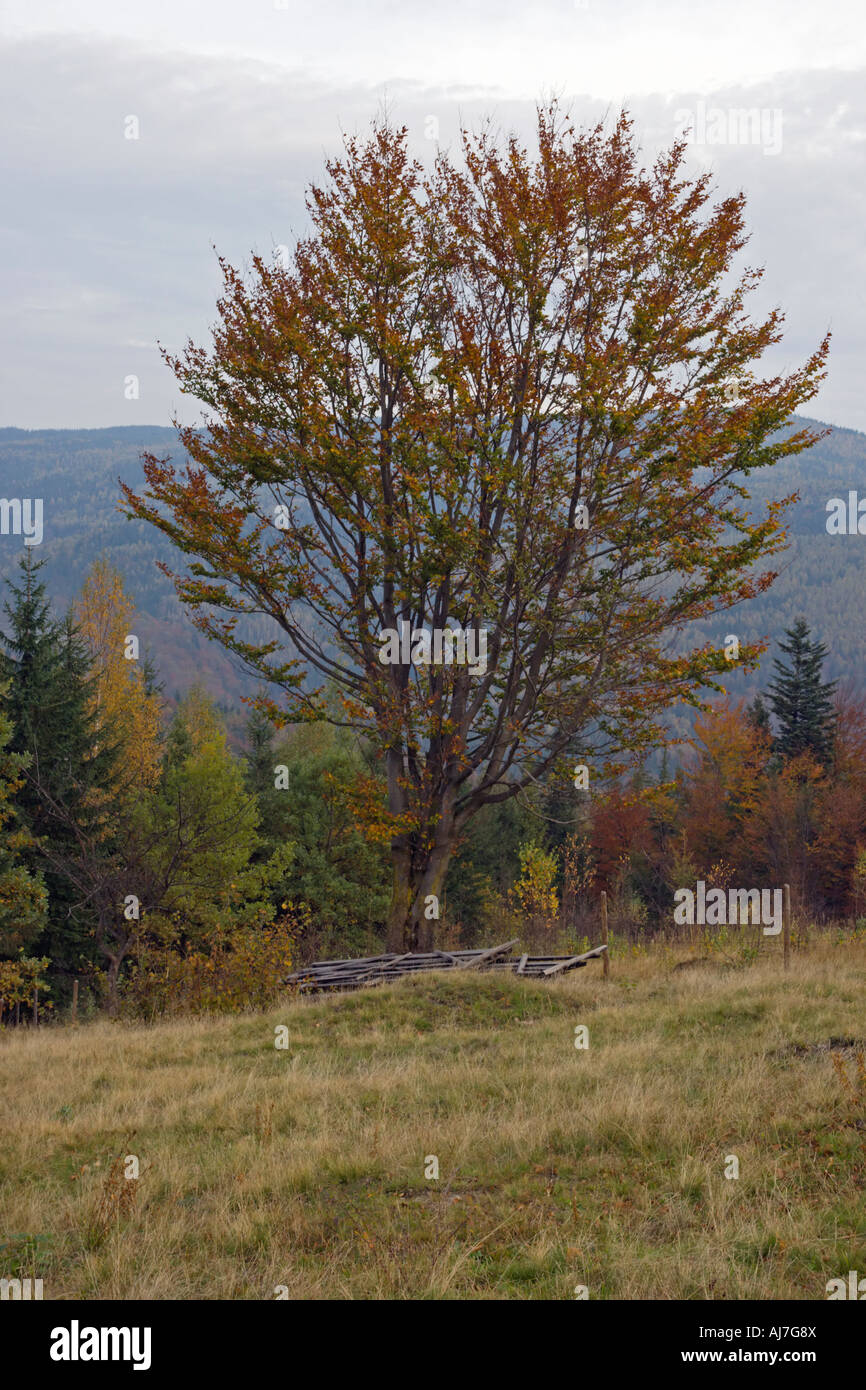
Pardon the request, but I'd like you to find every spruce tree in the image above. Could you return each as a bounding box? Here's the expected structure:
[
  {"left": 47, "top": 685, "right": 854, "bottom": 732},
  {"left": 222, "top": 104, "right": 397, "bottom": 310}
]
[
  {"left": 0, "top": 551, "right": 118, "bottom": 989},
  {"left": 244, "top": 705, "right": 276, "bottom": 795},
  {"left": 243, "top": 705, "right": 285, "bottom": 854},
  {"left": 0, "top": 682, "right": 47, "bottom": 956},
  {"left": 746, "top": 692, "right": 772, "bottom": 738},
  {"left": 765, "top": 617, "right": 837, "bottom": 766}
]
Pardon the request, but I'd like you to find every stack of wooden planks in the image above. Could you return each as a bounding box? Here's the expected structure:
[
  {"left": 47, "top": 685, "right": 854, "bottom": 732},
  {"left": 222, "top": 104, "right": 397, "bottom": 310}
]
[
  {"left": 487, "top": 945, "right": 608, "bottom": 978},
  {"left": 283, "top": 940, "right": 607, "bottom": 993}
]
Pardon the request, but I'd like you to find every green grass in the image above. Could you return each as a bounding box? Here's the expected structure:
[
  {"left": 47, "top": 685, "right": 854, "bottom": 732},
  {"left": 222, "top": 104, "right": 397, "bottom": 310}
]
[{"left": 1, "top": 939, "right": 865, "bottom": 1299}]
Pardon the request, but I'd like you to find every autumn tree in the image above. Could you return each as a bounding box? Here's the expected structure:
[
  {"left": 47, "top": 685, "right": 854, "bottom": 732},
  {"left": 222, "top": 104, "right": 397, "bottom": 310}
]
[
  {"left": 589, "top": 783, "right": 652, "bottom": 895},
  {"left": 683, "top": 698, "right": 771, "bottom": 870},
  {"left": 75, "top": 558, "right": 162, "bottom": 790},
  {"left": 122, "top": 106, "right": 829, "bottom": 949},
  {"left": 805, "top": 688, "right": 866, "bottom": 915}
]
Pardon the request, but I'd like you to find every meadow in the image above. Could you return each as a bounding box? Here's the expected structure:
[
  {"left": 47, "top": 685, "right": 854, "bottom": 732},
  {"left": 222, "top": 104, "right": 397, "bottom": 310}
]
[{"left": 2, "top": 933, "right": 865, "bottom": 1300}]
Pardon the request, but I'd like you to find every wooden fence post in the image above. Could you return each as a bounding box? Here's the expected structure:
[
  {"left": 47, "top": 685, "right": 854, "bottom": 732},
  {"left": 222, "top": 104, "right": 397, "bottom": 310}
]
[
  {"left": 32, "top": 987, "right": 38, "bottom": 1027},
  {"left": 783, "top": 883, "right": 791, "bottom": 971},
  {"left": 601, "top": 890, "right": 610, "bottom": 978},
  {"left": 72, "top": 979, "right": 79, "bottom": 1025}
]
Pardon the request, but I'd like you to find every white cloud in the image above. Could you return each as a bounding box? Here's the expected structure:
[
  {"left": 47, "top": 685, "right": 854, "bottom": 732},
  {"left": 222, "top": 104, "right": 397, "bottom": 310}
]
[
  {"left": 0, "top": 28, "right": 862, "bottom": 428},
  {"left": 3, "top": 0, "right": 865, "bottom": 99}
]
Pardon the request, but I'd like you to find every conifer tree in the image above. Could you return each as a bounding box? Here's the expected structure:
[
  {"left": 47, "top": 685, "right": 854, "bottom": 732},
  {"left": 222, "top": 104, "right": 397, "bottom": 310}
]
[
  {"left": 244, "top": 704, "right": 277, "bottom": 798},
  {"left": 765, "top": 618, "right": 837, "bottom": 766},
  {"left": 137, "top": 689, "right": 264, "bottom": 950},
  {"left": 0, "top": 682, "right": 47, "bottom": 956},
  {"left": 0, "top": 551, "right": 118, "bottom": 987},
  {"left": 746, "top": 692, "right": 772, "bottom": 738}
]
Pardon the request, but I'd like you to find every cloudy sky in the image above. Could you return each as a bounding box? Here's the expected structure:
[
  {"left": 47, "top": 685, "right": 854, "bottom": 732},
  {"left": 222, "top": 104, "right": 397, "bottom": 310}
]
[{"left": 1, "top": 0, "right": 864, "bottom": 430}]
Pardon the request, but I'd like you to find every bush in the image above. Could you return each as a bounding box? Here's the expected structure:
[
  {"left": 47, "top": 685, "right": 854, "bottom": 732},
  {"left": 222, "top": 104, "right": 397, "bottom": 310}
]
[
  {"left": 0, "top": 954, "right": 52, "bottom": 1025},
  {"left": 119, "top": 914, "right": 301, "bottom": 1019}
]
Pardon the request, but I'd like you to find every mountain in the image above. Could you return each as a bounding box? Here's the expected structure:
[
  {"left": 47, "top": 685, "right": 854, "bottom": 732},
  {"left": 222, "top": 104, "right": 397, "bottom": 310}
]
[
  {"left": 0, "top": 425, "right": 254, "bottom": 724},
  {"left": 2, "top": 416, "right": 865, "bottom": 732},
  {"left": 668, "top": 415, "right": 866, "bottom": 708}
]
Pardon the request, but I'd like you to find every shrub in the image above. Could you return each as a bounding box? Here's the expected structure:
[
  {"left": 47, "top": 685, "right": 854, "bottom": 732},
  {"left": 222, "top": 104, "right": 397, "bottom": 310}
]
[
  {"left": 119, "top": 913, "right": 301, "bottom": 1019},
  {"left": 0, "top": 954, "right": 52, "bottom": 1025}
]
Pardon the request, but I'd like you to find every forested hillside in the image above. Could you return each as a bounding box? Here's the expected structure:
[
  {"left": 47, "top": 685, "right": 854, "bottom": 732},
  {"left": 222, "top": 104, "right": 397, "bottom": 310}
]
[
  {"left": 675, "top": 415, "right": 866, "bottom": 705},
  {"left": 0, "top": 425, "right": 252, "bottom": 718},
  {"left": 2, "top": 416, "right": 864, "bottom": 720}
]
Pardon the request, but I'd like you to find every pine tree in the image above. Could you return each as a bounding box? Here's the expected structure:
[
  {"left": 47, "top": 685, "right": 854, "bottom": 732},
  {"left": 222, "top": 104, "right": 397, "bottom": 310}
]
[
  {"left": 746, "top": 692, "right": 772, "bottom": 738},
  {"left": 0, "top": 682, "right": 47, "bottom": 956},
  {"left": 765, "top": 618, "right": 837, "bottom": 766},
  {"left": 0, "top": 551, "right": 118, "bottom": 989},
  {"left": 245, "top": 705, "right": 276, "bottom": 797},
  {"left": 141, "top": 649, "right": 165, "bottom": 701},
  {"left": 243, "top": 704, "right": 286, "bottom": 855}
]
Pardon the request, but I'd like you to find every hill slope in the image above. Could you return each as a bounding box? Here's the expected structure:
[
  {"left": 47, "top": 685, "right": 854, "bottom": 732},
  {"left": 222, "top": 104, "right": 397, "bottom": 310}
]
[
  {"left": 0, "top": 425, "right": 251, "bottom": 713},
  {"left": 2, "top": 416, "right": 865, "bottom": 717},
  {"left": 1, "top": 940, "right": 864, "bottom": 1299}
]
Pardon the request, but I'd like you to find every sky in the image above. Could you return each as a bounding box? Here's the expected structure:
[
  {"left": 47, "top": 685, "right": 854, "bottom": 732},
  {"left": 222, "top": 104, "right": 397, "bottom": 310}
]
[{"left": 1, "top": 0, "right": 864, "bottom": 431}]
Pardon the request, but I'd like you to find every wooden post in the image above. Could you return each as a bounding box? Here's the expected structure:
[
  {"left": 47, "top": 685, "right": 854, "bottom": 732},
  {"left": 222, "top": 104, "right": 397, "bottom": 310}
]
[
  {"left": 32, "top": 987, "right": 38, "bottom": 1027},
  {"left": 783, "top": 883, "right": 791, "bottom": 971},
  {"left": 601, "top": 890, "right": 610, "bottom": 978},
  {"left": 72, "top": 979, "right": 79, "bottom": 1025}
]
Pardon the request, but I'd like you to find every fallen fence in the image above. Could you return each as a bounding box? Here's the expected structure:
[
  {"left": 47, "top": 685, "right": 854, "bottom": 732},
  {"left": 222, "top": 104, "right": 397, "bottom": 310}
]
[{"left": 283, "top": 940, "right": 608, "bottom": 993}]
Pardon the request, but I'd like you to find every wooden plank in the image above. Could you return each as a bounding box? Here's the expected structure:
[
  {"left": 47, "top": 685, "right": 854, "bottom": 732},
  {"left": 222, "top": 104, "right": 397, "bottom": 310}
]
[
  {"left": 516, "top": 953, "right": 529, "bottom": 975},
  {"left": 460, "top": 939, "right": 521, "bottom": 969},
  {"left": 290, "top": 950, "right": 415, "bottom": 984},
  {"left": 295, "top": 953, "right": 398, "bottom": 972},
  {"left": 541, "top": 944, "right": 608, "bottom": 976}
]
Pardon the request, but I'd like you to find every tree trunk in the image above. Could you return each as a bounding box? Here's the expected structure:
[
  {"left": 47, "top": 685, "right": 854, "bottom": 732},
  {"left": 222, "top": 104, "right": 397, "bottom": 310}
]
[
  {"left": 385, "top": 793, "right": 458, "bottom": 952},
  {"left": 105, "top": 954, "right": 123, "bottom": 1017},
  {"left": 408, "top": 841, "right": 454, "bottom": 951},
  {"left": 385, "top": 845, "right": 413, "bottom": 952}
]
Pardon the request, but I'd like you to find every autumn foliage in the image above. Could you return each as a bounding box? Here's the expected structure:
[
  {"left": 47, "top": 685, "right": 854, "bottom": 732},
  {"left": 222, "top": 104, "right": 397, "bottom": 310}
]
[
  {"left": 576, "top": 688, "right": 866, "bottom": 935},
  {"left": 75, "top": 559, "right": 162, "bottom": 791},
  {"left": 121, "top": 105, "right": 829, "bottom": 949}
]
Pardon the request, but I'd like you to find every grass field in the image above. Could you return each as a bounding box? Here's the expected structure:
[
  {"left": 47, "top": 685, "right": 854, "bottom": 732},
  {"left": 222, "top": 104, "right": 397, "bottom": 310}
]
[{"left": 2, "top": 937, "right": 865, "bottom": 1300}]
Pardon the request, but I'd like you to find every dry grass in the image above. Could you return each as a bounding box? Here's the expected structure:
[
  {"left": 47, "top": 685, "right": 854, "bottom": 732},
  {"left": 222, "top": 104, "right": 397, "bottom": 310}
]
[{"left": 2, "top": 935, "right": 865, "bottom": 1300}]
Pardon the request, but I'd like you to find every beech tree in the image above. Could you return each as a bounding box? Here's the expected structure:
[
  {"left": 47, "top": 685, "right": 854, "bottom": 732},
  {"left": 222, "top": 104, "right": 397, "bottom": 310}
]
[{"left": 122, "top": 106, "right": 829, "bottom": 949}]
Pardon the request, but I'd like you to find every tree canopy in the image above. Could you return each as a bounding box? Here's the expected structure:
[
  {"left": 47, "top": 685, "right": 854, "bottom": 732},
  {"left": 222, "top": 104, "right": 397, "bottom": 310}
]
[{"left": 122, "top": 105, "right": 830, "bottom": 948}]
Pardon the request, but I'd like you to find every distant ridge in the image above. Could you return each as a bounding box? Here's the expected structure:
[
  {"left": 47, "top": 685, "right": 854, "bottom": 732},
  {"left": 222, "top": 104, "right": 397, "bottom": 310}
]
[{"left": 2, "top": 415, "right": 865, "bottom": 733}]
